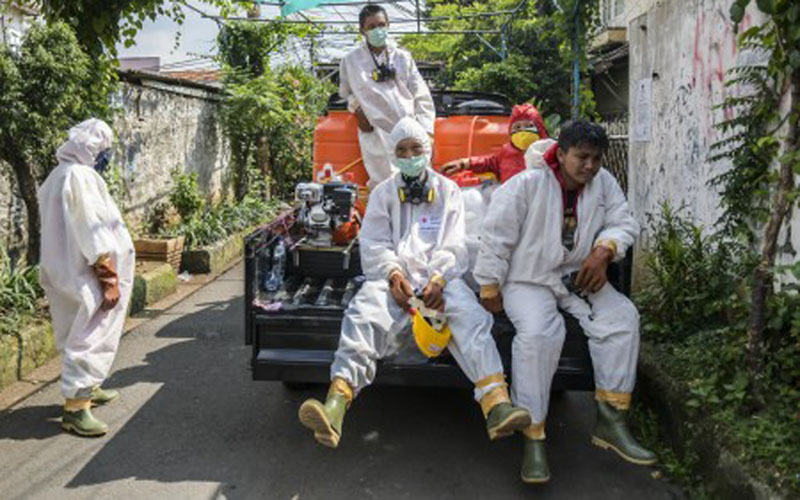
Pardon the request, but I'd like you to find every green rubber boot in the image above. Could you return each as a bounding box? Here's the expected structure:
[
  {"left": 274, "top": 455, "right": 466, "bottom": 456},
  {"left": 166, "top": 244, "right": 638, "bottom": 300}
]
[
  {"left": 298, "top": 393, "right": 349, "bottom": 448},
  {"left": 486, "top": 402, "right": 531, "bottom": 440},
  {"left": 521, "top": 438, "right": 550, "bottom": 484},
  {"left": 61, "top": 408, "right": 109, "bottom": 437},
  {"left": 592, "top": 401, "right": 657, "bottom": 465},
  {"left": 91, "top": 386, "right": 119, "bottom": 406}
]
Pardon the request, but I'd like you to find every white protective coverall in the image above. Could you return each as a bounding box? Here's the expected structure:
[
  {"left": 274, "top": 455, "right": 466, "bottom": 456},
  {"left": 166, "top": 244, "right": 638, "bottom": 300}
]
[
  {"left": 473, "top": 161, "right": 640, "bottom": 427},
  {"left": 330, "top": 118, "right": 504, "bottom": 400},
  {"left": 339, "top": 41, "right": 436, "bottom": 188},
  {"left": 38, "top": 119, "right": 135, "bottom": 400}
]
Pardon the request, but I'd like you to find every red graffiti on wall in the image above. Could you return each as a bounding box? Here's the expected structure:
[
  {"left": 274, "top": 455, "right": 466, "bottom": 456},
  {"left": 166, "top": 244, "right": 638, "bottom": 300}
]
[{"left": 691, "top": 9, "right": 752, "bottom": 136}]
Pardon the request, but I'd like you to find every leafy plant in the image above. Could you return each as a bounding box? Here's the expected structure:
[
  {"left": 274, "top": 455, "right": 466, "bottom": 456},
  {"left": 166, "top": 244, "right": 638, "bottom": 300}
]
[
  {"left": 167, "top": 196, "right": 284, "bottom": 249},
  {"left": 637, "top": 205, "right": 800, "bottom": 494},
  {"left": 711, "top": 0, "right": 800, "bottom": 408},
  {"left": 218, "top": 21, "right": 332, "bottom": 201},
  {"left": 0, "top": 252, "right": 44, "bottom": 337},
  {"left": 637, "top": 203, "right": 752, "bottom": 341},
  {"left": 169, "top": 167, "right": 205, "bottom": 221},
  {"left": 402, "top": 0, "right": 598, "bottom": 118}
]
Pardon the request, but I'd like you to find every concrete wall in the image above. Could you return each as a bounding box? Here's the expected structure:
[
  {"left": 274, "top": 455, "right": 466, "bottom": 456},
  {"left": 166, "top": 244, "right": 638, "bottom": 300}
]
[
  {"left": 626, "top": 0, "right": 800, "bottom": 277},
  {"left": 113, "top": 73, "right": 231, "bottom": 231},
  {"left": 0, "top": 72, "right": 231, "bottom": 260},
  {"left": 0, "top": 4, "right": 36, "bottom": 52}
]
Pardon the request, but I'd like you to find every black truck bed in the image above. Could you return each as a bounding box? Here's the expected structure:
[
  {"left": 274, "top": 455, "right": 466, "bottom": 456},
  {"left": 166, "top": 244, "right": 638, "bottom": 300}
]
[{"left": 244, "top": 219, "right": 610, "bottom": 391}]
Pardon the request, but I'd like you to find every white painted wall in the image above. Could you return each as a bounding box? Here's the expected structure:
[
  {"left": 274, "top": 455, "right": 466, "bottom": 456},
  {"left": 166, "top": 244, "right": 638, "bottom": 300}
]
[{"left": 626, "top": 0, "right": 800, "bottom": 279}]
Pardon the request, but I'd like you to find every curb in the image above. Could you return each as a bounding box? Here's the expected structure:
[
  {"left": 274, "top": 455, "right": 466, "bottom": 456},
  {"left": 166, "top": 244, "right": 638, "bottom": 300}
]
[
  {"left": 0, "top": 256, "right": 243, "bottom": 413},
  {"left": 181, "top": 231, "right": 246, "bottom": 275},
  {"left": 637, "top": 342, "right": 784, "bottom": 499},
  {"left": 130, "top": 262, "right": 178, "bottom": 315},
  {"left": 0, "top": 321, "right": 56, "bottom": 392}
]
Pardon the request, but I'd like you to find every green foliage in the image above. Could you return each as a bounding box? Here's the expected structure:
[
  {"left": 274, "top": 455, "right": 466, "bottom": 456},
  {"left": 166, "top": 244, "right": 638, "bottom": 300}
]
[
  {"left": 168, "top": 196, "right": 284, "bottom": 249},
  {"left": 713, "top": 0, "right": 800, "bottom": 238},
  {"left": 156, "top": 163, "right": 284, "bottom": 248},
  {"left": 403, "top": 0, "right": 597, "bottom": 119},
  {"left": 169, "top": 167, "right": 205, "bottom": 221},
  {"left": 630, "top": 406, "right": 709, "bottom": 498},
  {"left": 637, "top": 207, "right": 800, "bottom": 495},
  {"left": 218, "top": 21, "right": 333, "bottom": 201},
  {"left": 636, "top": 204, "right": 752, "bottom": 341},
  {"left": 402, "top": 0, "right": 571, "bottom": 117},
  {"left": 0, "top": 253, "right": 44, "bottom": 337},
  {"left": 0, "top": 21, "right": 113, "bottom": 179},
  {"left": 0, "top": 20, "right": 115, "bottom": 263}
]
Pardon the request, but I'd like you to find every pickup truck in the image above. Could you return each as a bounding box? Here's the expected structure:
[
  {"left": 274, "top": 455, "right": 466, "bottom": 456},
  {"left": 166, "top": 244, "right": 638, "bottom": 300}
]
[{"left": 244, "top": 90, "right": 630, "bottom": 391}]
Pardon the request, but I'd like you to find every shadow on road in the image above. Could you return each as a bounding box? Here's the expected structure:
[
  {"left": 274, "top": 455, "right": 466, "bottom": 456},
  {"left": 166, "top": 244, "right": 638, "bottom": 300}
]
[
  {"left": 0, "top": 405, "right": 64, "bottom": 441},
  {"left": 8, "top": 275, "right": 680, "bottom": 499}
]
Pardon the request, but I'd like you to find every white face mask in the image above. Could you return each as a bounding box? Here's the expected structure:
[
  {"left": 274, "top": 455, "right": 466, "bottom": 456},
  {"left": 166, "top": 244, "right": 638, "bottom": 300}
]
[
  {"left": 367, "top": 27, "right": 389, "bottom": 47},
  {"left": 397, "top": 154, "right": 428, "bottom": 178}
]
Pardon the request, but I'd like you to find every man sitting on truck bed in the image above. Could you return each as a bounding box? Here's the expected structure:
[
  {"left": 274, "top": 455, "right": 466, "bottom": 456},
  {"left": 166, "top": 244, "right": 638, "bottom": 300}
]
[
  {"left": 475, "top": 121, "right": 656, "bottom": 484},
  {"left": 298, "top": 117, "right": 531, "bottom": 448},
  {"left": 339, "top": 4, "right": 435, "bottom": 189}
]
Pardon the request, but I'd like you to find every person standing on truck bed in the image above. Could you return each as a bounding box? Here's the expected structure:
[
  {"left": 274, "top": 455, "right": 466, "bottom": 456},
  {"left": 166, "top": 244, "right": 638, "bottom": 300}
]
[
  {"left": 440, "top": 103, "right": 550, "bottom": 184},
  {"left": 298, "top": 117, "right": 531, "bottom": 448},
  {"left": 339, "top": 4, "right": 435, "bottom": 189},
  {"left": 474, "top": 121, "right": 656, "bottom": 484}
]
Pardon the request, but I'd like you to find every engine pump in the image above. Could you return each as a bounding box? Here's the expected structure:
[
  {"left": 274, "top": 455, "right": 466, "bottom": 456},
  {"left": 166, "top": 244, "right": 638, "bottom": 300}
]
[{"left": 295, "top": 181, "right": 360, "bottom": 247}]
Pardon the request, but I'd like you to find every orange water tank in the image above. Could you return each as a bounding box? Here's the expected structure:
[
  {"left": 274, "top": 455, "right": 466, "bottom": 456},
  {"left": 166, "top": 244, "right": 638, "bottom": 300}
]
[
  {"left": 313, "top": 113, "right": 510, "bottom": 188},
  {"left": 433, "top": 115, "right": 509, "bottom": 170},
  {"left": 312, "top": 110, "right": 369, "bottom": 186}
]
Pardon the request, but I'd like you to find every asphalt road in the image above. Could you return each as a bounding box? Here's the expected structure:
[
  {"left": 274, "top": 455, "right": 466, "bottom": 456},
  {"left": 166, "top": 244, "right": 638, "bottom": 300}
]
[{"left": 0, "top": 263, "right": 685, "bottom": 499}]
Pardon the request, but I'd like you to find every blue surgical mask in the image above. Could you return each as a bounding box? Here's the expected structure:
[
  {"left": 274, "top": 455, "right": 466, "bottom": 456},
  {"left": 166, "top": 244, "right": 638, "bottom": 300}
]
[
  {"left": 93, "top": 149, "right": 112, "bottom": 174},
  {"left": 397, "top": 154, "right": 428, "bottom": 178},
  {"left": 367, "top": 27, "right": 388, "bottom": 48}
]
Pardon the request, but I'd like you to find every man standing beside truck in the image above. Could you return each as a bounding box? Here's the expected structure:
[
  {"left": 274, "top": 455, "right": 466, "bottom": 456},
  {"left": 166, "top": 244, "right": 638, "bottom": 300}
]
[
  {"left": 298, "top": 117, "right": 531, "bottom": 448},
  {"left": 474, "top": 121, "right": 656, "bottom": 483},
  {"left": 339, "top": 4, "right": 436, "bottom": 189}
]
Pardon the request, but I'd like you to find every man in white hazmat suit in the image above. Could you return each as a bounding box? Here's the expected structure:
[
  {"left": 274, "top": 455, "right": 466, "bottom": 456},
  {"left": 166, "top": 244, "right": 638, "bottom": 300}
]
[
  {"left": 298, "top": 117, "right": 530, "bottom": 448},
  {"left": 38, "top": 118, "right": 135, "bottom": 436},
  {"left": 474, "top": 121, "right": 656, "bottom": 483},
  {"left": 339, "top": 4, "right": 435, "bottom": 188}
]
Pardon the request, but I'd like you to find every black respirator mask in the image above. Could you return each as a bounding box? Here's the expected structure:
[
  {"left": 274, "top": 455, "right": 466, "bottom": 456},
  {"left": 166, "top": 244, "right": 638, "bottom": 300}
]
[
  {"left": 93, "top": 149, "right": 112, "bottom": 174},
  {"left": 398, "top": 171, "right": 435, "bottom": 205}
]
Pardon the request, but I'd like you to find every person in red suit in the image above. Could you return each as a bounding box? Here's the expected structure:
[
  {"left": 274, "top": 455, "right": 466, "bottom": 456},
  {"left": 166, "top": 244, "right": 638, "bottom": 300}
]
[{"left": 440, "top": 104, "right": 549, "bottom": 183}]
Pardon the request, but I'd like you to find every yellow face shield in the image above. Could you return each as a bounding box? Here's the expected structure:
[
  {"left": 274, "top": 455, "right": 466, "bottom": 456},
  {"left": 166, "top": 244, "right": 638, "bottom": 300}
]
[{"left": 510, "top": 129, "right": 541, "bottom": 151}]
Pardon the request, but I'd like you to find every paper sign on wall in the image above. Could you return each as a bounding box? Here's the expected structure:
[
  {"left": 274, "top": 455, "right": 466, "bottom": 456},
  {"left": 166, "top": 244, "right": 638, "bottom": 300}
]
[{"left": 633, "top": 78, "right": 652, "bottom": 142}]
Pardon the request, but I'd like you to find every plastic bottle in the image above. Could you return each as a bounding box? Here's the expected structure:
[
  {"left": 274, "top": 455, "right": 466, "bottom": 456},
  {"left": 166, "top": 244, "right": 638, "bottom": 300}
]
[{"left": 265, "top": 238, "right": 286, "bottom": 292}]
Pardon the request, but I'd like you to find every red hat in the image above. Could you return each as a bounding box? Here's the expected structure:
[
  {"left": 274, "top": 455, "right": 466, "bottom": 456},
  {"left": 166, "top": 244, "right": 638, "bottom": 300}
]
[{"left": 510, "top": 104, "right": 549, "bottom": 138}]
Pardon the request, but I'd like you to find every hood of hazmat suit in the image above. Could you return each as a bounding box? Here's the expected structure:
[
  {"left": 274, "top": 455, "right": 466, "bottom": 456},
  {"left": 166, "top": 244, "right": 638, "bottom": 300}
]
[
  {"left": 37, "top": 118, "right": 135, "bottom": 400},
  {"left": 360, "top": 117, "right": 466, "bottom": 289},
  {"left": 509, "top": 104, "right": 548, "bottom": 137},
  {"left": 524, "top": 138, "right": 559, "bottom": 170}
]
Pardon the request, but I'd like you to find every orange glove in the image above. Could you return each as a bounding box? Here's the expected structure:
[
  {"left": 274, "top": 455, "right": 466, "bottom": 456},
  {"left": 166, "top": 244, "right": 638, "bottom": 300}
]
[
  {"left": 389, "top": 271, "right": 414, "bottom": 312},
  {"left": 575, "top": 246, "right": 615, "bottom": 293},
  {"left": 93, "top": 255, "right": 120, "bottom": 311}
]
